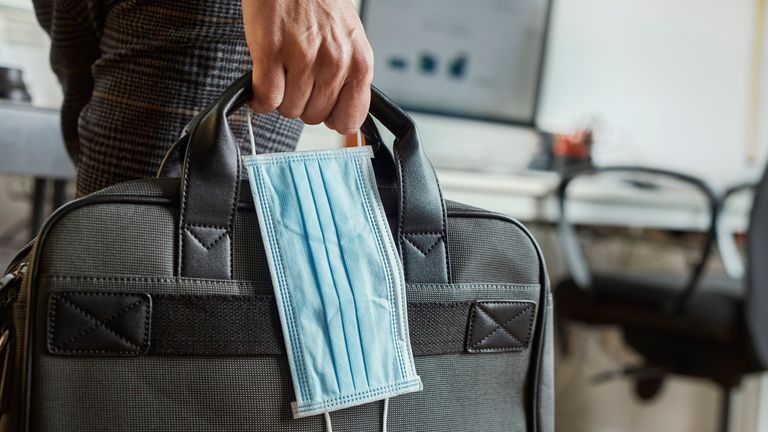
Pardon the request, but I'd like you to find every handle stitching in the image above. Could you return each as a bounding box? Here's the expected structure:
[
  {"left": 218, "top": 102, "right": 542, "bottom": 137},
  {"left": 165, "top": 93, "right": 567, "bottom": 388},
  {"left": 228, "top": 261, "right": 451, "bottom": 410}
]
[
  {"left": 402, "top": 235, "right": 444, "bottom": 256},
  {"left": 396, "top": 146, "right": 407, "bottom": 281},
  {"left": 183, "top": 227, "right": 229, "bottom": 250},
  {"left": 432, "top": 162, "right": 451, "bottom": 283}
]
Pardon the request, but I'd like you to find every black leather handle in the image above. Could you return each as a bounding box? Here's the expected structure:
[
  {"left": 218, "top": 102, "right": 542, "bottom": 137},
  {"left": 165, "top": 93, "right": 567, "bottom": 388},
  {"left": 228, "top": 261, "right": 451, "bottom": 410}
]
[
  {"left": 178, "top": 72, "right": 450, "bottom": 283},
  {"left": 364, "top": 86, "right": 451, "bottom": 283}
]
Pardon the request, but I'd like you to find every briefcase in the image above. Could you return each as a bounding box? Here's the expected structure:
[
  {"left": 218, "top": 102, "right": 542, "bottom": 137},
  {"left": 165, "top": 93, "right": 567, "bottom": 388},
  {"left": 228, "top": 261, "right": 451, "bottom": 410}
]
[{"left": 0, "top": 73, "right": 553, "bottom": 432}]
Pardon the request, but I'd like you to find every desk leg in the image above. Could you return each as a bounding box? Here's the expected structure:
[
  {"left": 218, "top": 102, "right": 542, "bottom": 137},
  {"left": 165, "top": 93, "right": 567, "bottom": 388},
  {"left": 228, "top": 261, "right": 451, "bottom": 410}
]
[
  {"left": 52, "top": 179, "right": 68, "bottom": 211},
  {"left": 30, "top": 178, "right": 47, "bottom": 240}
]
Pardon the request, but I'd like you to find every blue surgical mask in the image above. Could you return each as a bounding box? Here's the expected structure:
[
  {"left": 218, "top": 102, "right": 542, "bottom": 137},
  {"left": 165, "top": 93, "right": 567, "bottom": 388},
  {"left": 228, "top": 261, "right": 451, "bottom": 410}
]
[{"left": 243, "top": 145, "right": 422, "bottom": 427}]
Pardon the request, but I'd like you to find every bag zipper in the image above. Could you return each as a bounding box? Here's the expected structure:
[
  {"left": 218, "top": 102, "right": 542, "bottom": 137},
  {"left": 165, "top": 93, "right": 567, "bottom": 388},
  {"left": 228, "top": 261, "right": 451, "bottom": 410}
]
[{"left": 0, "top": 259, "right": 26, "bottom": 415}]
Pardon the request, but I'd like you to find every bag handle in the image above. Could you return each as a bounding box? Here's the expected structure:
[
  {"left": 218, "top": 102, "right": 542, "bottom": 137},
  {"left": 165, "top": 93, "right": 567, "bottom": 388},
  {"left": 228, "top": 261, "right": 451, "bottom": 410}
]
[{"left": 177, "top": 72, "right": 450, "bottom": 283}]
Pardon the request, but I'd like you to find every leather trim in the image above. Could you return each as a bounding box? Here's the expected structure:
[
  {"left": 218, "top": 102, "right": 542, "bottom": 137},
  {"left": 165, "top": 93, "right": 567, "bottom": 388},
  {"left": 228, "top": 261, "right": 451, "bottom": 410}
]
[
  {"left": 368, "top": 87, "right": 451, "bottom": 284},
  {"left": 176, "top": 74, "right": 249, "bottom": 279},
  {"left": 47, "top": 292, "right": 151, "bottom": 356},
  {"left": 466, "top": 301, "right": 535, "bottom": 353}
]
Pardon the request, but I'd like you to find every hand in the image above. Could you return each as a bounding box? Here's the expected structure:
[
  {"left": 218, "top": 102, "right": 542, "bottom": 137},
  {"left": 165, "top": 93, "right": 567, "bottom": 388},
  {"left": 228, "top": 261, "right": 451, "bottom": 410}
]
[{"left": 243, "top": 0, "right": 374, "bottom": 135}]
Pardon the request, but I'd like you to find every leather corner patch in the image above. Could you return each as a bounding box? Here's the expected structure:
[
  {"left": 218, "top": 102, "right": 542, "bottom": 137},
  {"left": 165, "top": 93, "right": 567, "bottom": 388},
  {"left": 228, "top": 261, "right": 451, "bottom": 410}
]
[
  {"left": 466, "top": 301, "right": 535, "bottom": 353},
  {"left": 47, "top": 292, "right": 151, "bottom": 356}
]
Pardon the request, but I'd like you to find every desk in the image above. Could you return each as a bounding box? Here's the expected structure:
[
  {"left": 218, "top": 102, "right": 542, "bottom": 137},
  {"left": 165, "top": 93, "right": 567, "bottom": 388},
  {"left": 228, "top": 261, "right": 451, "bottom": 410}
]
[
  {"left": 0, "top": 101, "right": 74, "bottom": 237},
  {"left": 0, "top": 101, "right": 73, "bottom": 178},
  {"left": 437, "top": 169, "right": 751, "bottom": 232}
]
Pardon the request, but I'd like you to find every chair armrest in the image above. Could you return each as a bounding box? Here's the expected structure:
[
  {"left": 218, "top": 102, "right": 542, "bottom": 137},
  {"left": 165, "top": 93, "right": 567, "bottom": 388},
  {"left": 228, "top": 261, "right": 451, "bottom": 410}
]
[
  {"left": 717, "top": 183, "right": 755, "bottom": 279},
  {"left": 557, "top": 166, "right": 719, "bottom": 312}
]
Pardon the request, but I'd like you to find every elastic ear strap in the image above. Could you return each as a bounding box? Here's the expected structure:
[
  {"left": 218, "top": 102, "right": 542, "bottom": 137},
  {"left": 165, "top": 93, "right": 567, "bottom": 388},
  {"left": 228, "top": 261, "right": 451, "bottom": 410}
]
[
  {"left": 382, "top": 398, "right": 389, "bottom": 432},
  {"left": 246, "top": 109, "right": 256, "bottom": 156}
]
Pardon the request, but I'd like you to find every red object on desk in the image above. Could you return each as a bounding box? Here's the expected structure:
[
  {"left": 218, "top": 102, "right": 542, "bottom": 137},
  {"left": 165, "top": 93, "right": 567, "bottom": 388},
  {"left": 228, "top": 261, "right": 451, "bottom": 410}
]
[{"left": 553, "top": 129, "right": 593, "bottom": 159}]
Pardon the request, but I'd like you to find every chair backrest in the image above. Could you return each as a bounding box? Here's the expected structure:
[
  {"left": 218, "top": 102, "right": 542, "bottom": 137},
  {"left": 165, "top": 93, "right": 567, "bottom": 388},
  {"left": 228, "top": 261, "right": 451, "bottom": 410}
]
[{"left": 746, "top": 165, "right": 768, "bottom": 367}]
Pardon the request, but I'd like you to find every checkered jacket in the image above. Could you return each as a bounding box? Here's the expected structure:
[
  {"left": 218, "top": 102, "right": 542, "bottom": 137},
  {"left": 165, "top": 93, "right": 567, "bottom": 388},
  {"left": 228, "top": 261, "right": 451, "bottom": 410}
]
[{"left": 33, "top": 0, "right": 302, "bottom": 196}]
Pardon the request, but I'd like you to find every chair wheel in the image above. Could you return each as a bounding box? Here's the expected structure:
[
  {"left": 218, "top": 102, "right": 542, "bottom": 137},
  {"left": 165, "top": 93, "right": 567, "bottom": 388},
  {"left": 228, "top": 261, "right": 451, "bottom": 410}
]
[{"left": 634, "top": 376, "right": 664, "bottom": 401}]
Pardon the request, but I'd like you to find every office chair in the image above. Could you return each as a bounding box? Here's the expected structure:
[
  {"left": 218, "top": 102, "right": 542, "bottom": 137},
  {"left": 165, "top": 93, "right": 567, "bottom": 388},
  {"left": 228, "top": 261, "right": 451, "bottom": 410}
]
[
  {"left": 717, "top": 183, "right": 755, "bottom": 280},
  {"left": 554, "top": 166, "right": 768, "bottom": 432}
]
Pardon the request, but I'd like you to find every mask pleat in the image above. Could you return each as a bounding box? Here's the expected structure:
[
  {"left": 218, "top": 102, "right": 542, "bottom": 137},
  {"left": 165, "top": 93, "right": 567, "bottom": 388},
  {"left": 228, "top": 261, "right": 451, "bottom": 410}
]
[
  {"left": 291, "top": 162, "right": 354, "bottom": 394},
  {"left": 321, "top": 158, "right": 399, "bottom": 388},
  {"left": 310, "top": 159, "right": 372, "bottom": 390},
  {"left": 263, "top": 165, "right": 339, "bottom": 399}
]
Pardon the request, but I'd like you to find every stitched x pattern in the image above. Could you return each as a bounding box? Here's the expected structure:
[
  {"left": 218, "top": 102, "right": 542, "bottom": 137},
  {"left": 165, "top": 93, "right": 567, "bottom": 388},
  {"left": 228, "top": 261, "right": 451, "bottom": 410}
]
[
  {"left": 402, "top": 233, "right": 443, "bottom": 256},
  {"left": 184, "top": 226, "right": 229, "bottom": 250},
  {"left": 58, "top": 296, "right": 144, "bottom": 349},
  {"left": 48, "top": 292, "right": 151, "bottom": 356},
  {"left": 467, "top": 301, "right": 535, "bottom": 353}
]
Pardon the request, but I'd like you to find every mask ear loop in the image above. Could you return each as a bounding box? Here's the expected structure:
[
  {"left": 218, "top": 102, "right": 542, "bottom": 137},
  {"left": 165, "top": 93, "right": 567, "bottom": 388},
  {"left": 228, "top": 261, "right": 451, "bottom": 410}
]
[
  {"left": 356, "top": 129, "right": 363, "bottom": 147},
  {"left": 321, "top": 397, "right": 387, "bottom": 432},
  {"left": 382, "top": 398, "right": 389, "bottom": 432},
  {"left": 246, "top": 109, "right": 257, "bottom": 156}
]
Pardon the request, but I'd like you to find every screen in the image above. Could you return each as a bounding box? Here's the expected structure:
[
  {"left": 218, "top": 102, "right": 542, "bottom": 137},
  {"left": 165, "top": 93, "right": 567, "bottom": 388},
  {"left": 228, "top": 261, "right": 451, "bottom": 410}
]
[{"left": 361, "top": 0, "right": 551, "bottom": 125}]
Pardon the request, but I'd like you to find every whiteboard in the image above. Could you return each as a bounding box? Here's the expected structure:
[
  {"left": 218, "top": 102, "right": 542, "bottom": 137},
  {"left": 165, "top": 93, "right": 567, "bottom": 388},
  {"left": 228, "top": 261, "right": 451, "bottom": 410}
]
[{"left": 361, "top": 0, "right": 551, "bottom": 125}]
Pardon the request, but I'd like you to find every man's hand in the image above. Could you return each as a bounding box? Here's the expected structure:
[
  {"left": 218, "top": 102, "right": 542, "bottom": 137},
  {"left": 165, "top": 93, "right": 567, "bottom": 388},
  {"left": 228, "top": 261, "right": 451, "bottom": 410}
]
[{"left": 243, "top": 0, "right": 374, "bottom": 135}]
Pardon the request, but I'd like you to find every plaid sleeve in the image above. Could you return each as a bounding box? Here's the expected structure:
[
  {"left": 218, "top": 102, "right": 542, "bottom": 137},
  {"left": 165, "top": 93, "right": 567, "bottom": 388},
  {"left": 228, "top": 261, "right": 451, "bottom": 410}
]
[{"left": 33, "top": 0, "right": 303, "bottom": 196}]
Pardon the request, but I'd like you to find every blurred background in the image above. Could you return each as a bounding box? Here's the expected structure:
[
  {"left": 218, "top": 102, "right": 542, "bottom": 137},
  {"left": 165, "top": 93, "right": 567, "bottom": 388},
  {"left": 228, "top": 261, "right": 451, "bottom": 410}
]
[{"left": 1, "top": 0, "right": 767, "bottom": 431}]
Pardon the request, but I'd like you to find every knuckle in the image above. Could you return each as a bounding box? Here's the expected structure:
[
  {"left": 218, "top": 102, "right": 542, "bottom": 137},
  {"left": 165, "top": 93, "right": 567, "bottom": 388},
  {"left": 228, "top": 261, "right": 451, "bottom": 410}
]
[
  {"left": 293, "top": 45, "right": 317, "bottom": 67},
  {"left": 319, "top": 43, "right": 350, "bottom": 78},
  {"left": 301, "top": 113, "right": 324, "bottom": 125},
  {"left": 278, "top": 106, "right": 302, "bottom": 119},
  {"left": 351, "top": 51, "right": 374, "bottom": 82},
  {"left": 253, "top": 92, "right": 282, "bottom": 112},
  {"left": 327, "top": 55, "right": 347, "bottom": 76}
]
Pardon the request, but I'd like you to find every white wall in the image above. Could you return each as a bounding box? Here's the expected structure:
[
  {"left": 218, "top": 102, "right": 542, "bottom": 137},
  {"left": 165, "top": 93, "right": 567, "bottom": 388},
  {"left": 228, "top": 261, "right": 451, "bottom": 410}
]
[{"left": 537, "top": 0, "right": 768, "bottom": 189}]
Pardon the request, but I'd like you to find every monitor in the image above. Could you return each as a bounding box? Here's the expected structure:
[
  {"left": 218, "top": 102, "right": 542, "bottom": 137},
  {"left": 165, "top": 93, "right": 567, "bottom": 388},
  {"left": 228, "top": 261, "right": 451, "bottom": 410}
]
[{"left": 360, "top": 0, "right": 552, "bottom": 126}]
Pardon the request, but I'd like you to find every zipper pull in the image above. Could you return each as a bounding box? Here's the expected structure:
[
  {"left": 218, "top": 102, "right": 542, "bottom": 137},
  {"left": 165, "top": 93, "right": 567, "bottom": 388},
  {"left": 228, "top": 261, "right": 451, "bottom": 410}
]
[{"left": 0, "top": 263, "right": 26, "bottom": 289}]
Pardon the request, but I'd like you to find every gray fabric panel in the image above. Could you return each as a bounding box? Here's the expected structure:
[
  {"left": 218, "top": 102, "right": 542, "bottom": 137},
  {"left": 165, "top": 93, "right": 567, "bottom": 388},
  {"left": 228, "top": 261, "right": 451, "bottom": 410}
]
[
  {"left": 32, "top": 353, "right": 528, "bottom": 432},
  {"left": 447, "top": 216, "right": 540, "bottom": 285},
  {"left": 40, "top": 204, "right": 176, "bottom": 276},
  {"left": 232, "top": 209, "right": 272, "bottom": 282},
  {"left": 90, "top": 178, "right": 178, "bottom": 197}
]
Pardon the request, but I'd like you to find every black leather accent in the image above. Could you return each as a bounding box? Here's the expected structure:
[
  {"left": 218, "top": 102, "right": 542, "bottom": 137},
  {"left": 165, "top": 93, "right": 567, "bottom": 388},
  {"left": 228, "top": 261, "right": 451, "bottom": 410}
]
[
  {"left": 466, "top": 301, "right": 536, "bottom": 353},
  {"left": 176, "top": 73, "right": 450, "bottom": 283},
  {"left": 368, "top": 86, "right": 451, "bottom": 283},
  {"left": 47, "top": 292, "right": 151, "bottom": 356},
  {"left": 361, "top": 115, "right": 397, "bottom": 191},
  {"left": 177, "top": 73, "right": 250, "bottom": 279}
]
